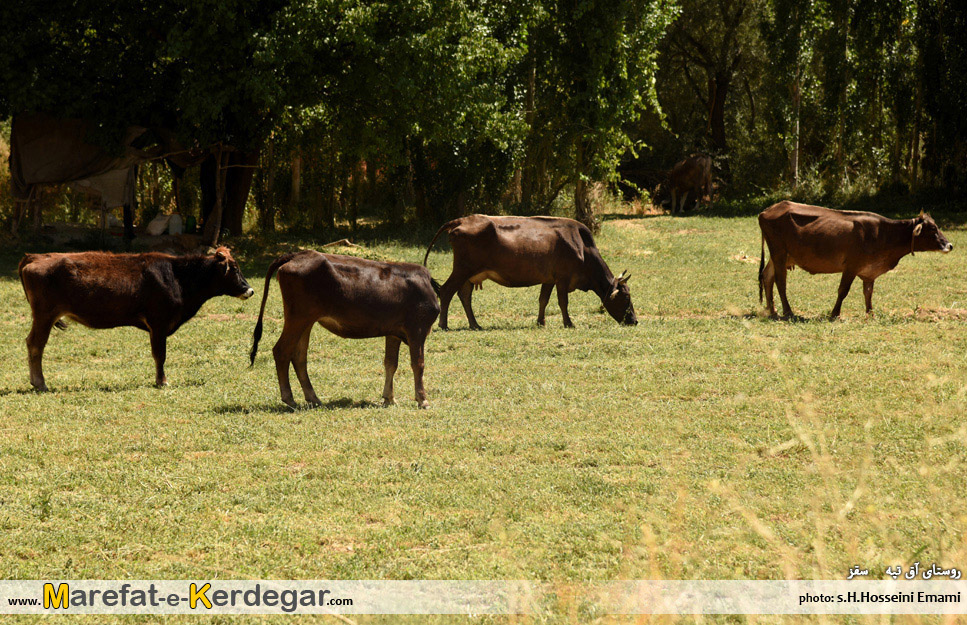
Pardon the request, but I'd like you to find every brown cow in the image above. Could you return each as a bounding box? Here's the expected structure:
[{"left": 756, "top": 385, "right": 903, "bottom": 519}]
[
  {"left": 758, "top": 201, "right": 953, "bottom": 319},
  {"left": 249, "top": 251, "right": 440, "bottom": 409},
  {"left": 19, "top": 247, "right": 254, "bottom": 390},
  {"left": 658, "top": 155, "right": 713, "bottom": 213},
  {"left": 423, "top": 215, "right": 637, "bottom": 329}
]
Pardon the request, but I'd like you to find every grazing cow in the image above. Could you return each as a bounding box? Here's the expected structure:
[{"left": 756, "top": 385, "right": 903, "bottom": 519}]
[
  {"left": 19, "top": 247, "right": 254, "bottom": 390},
  {"left": 659, "top": 155, "right": 713, "bottom": 214},
  {"left": 249, "top": 251, "right": 440, "bottom": 409},
  {"left": 423, "top": 215, "right": 637, "bottom": 329},
  {"left": 758, "top": 201, "right": 953, "bottom": 319}
]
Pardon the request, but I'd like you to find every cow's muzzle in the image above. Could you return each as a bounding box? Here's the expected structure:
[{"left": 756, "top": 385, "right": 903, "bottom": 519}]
[
  {"left": 943, "top": 243, "right": 954, "bottom": 253},
  {"left": 239, "top": 287, "right": 255, "bottom": 300}
]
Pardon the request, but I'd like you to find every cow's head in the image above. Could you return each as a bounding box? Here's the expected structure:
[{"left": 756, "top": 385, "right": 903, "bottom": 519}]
[
  {"left": 605, "top": 270, "right": 638, "bottom": 326},
  {"left": 212, "top": 247, "right": 255, "bottom": 299},
  {"left": 912, "top": 213, "right": 953, "bottom": 254}
]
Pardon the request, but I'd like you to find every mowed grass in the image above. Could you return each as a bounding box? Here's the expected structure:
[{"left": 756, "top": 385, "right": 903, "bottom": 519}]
[{"left": 1, "top": 209, "right": 966, "bottom": 623}]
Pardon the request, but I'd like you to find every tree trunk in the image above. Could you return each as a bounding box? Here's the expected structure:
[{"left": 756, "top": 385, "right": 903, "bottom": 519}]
[
  {"left": 791, "top": 76, "right": 801, "bottom": 189},
  {"left": 221, "top": 150, "right": 258, "bottom": 237},
  {"left": 520, "top": 52, "right": 538, "bottom": 210},
  {"left": 409, "top": 139, "right": 431, "bottom": 224},
  {"left": 259, "top": 137, "right": 276, "bottom": 232},
  {"left": 709, "top": 72, "right": 730, "bottom": 154},
  {"left": 574, "top": 142, "right": 597, "bottom": 232},
  {"left": 203, "top": 148, "right": 228, "bottom": 246},
  {"left": 290, "top": 148, "right": 302, "bottom": 208}
]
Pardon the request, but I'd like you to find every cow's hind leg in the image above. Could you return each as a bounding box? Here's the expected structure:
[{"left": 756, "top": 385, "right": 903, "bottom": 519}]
[
  {"left": 862, "top": 279, "right": 875, "bottom": 316},
  {"left": 456, "top": 282, "right": 482, "bottom": 330},
  {"left": 761, "top": 259, "right": 777, "bottom": 317},
  {"left": 771, "top": 252, "right": 794, "bottom": 318},
  {"left": 149, "top": 328, "right": 168, "bottom": 387},
  {"left": 382, "top": 336, "right": 402, "bottom": 406},
  {"left": 408, "top": 331, "right": 430, "bottom": 409},
  {"left": 830, "top": 271, "right": 856, "bottom": 320},
  {"left": 26, "top": 316, "right": 56, "bottom": 391},
  {"left": 292, "top": 326, "right": 322, "bottom": 406},
  {"left": 537, "top": 284, "right": 554, "bottom": 326},
  {"left": 437, "top": 271, "right": 471, "bottom": 330},
  {"left": 557, "top": 282, "right": 574, "bottom": 328},
  {"left": 273, "top": 318, "right": 313, "bottom": 408}
]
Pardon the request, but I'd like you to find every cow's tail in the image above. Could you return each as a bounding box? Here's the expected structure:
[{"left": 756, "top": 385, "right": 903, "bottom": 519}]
[
  {"left": 250, "top": 252, "right": 302, "bottom": 366},
  {"left": 422, "top": 219, "right": 462, "bottom": 266},
  {"left": 430, "top": 278, "right": 442, "bottom": 297},
  {"left": 758, "top": 232, "right": 765, "bottom": 304}
]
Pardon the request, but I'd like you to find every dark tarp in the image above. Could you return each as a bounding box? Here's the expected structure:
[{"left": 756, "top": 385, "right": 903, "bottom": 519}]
[{"left": 8, "top": 113, "right": 256, "bottom": 243}]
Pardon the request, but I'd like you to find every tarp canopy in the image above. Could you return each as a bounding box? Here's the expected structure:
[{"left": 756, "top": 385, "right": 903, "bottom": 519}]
[{"left": 9, "top": 113, "right": 207, "bottom": 202}]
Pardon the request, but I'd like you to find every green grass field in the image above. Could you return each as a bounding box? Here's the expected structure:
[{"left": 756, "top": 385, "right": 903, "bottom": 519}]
[{"left": 1, "top": 209, "right": 966, "bottom": 623}]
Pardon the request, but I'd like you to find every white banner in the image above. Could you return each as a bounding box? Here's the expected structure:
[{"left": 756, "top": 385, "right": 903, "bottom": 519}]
[{"left": 0, "top": 580, "right": 965, "bottom": 615}]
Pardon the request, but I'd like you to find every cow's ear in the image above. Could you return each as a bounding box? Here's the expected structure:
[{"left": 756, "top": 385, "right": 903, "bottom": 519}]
[{"left": 913, "top": 223, "right": 923, "bottom": 237}]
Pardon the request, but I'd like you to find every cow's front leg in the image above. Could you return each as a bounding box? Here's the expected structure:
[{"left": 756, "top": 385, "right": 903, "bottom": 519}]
[
  {"left": 26, "top": 317, "right": 55, "bottom": 391},
  {"left": 408, "top": 333, "right": 429, "bottom": 409},
  {"left": 556, "top": 282, "right": 574, "bottom": 328},
  {"left": 537, "top": 284, "right": 554, "bottom": 326},
  {"left": 456, "top": 282, "right": 482, "bottom": 330},
  {"left": 678, "top": 190, "right": 689, "bottom": 213},
  {"left": 862, "top": 279, "right": 875, "bottom": 316},
  {"left": 383, "top": 336, "right": 401, "bottom": 406},
  {"left": 830, "top": 271, "right": 856, "bottom": 320},
  {"left": 292, "top": 326, "right": 321, "bottom": 406},
  {"left": 149, "top": 329, "right": 168, "bottom": 387}
]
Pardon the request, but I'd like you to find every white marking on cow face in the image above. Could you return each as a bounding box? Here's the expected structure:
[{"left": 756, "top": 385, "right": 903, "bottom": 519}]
[
  {"left": 942, "top": 243, "right": 953, "bottom": 253},
  {"left": 238, "top": 288, "right": 255, "bottom": 300}
]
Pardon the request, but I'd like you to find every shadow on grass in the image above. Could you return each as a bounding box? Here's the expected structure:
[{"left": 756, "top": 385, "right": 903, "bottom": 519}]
[
  {"left": 0, "top": 379, "right": 203, "bottom": 396},
  {"left": 215, "top": 396, "right": 383, "bottom": 415}
]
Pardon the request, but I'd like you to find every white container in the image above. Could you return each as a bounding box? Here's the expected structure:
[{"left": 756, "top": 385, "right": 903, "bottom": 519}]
[
  {"left": 146, "top": 214, "right": 171, "bottom": 236},
  {"left": 167, "top": 214, "right": 183, "bottom": 235}
]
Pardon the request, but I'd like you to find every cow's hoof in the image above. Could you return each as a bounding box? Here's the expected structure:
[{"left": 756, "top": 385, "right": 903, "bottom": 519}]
[
  {"left": 280, "top": 397, "right": 297, "bottom": 410},
  {"left": 382, "top": 398, "right": 396, "bottom": 407},
  {"left": 563, "top": 323, "right": 575, "bottom": 329},
  {"left": 469, "top": 324, "right": 483, "bottom": 331},
  {"left": 537, "top": 320, "right": 546, "bottom": 327},
  {"left": 416, "top": 400, "right": 429, "bottom": 409},
  {"left": 439, "top": 325, "right": 449, "bottom": 331},
  {"left": 155, "top": 380, "right": 168, "bottom": 389},
  {"left": 30, "top": 383, "right": 49, "bottom": 393}
]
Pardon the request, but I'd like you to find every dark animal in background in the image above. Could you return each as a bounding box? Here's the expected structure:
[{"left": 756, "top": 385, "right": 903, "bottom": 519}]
[
  {"left": 250, "top": 251, "right": 440, "bottom": 409},
  {"left": 657, "top": 154, "right": 713, "bottom": 214},
  {"left": 19, "top": 247, "right": 254, "bottom": 390},
  {"left": 423, "top": 215, "right": 637, "bottom": 329},
  {"left": 758, "top": 201, "right": 953, "bottom": 319}
]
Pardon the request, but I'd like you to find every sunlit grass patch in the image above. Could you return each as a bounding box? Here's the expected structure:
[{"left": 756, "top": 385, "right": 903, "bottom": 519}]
[{"left": 0, "top": 211, "right": 965, "bottom": 623}]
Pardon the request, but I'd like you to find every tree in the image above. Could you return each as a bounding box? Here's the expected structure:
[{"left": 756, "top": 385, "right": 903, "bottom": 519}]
[{"left": 520, "top": 0, "right": 676, "bottom": 229}]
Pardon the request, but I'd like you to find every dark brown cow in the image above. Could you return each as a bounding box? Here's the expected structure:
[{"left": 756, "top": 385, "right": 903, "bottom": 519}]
[
  {"left": 759, "top": 201, "right": 953, "bottom": 319},
  {"left": 19, "top": 246, "right": 254, "bottom": 390},
  {"left": 249, "top": 251, "right": 440, "bottom": 409},
  {"left": 659, "top": 155, "right": 713, "bottom": 213},
  {"left": 423, "top": 215, "right": 637, "bottom": 329}
]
